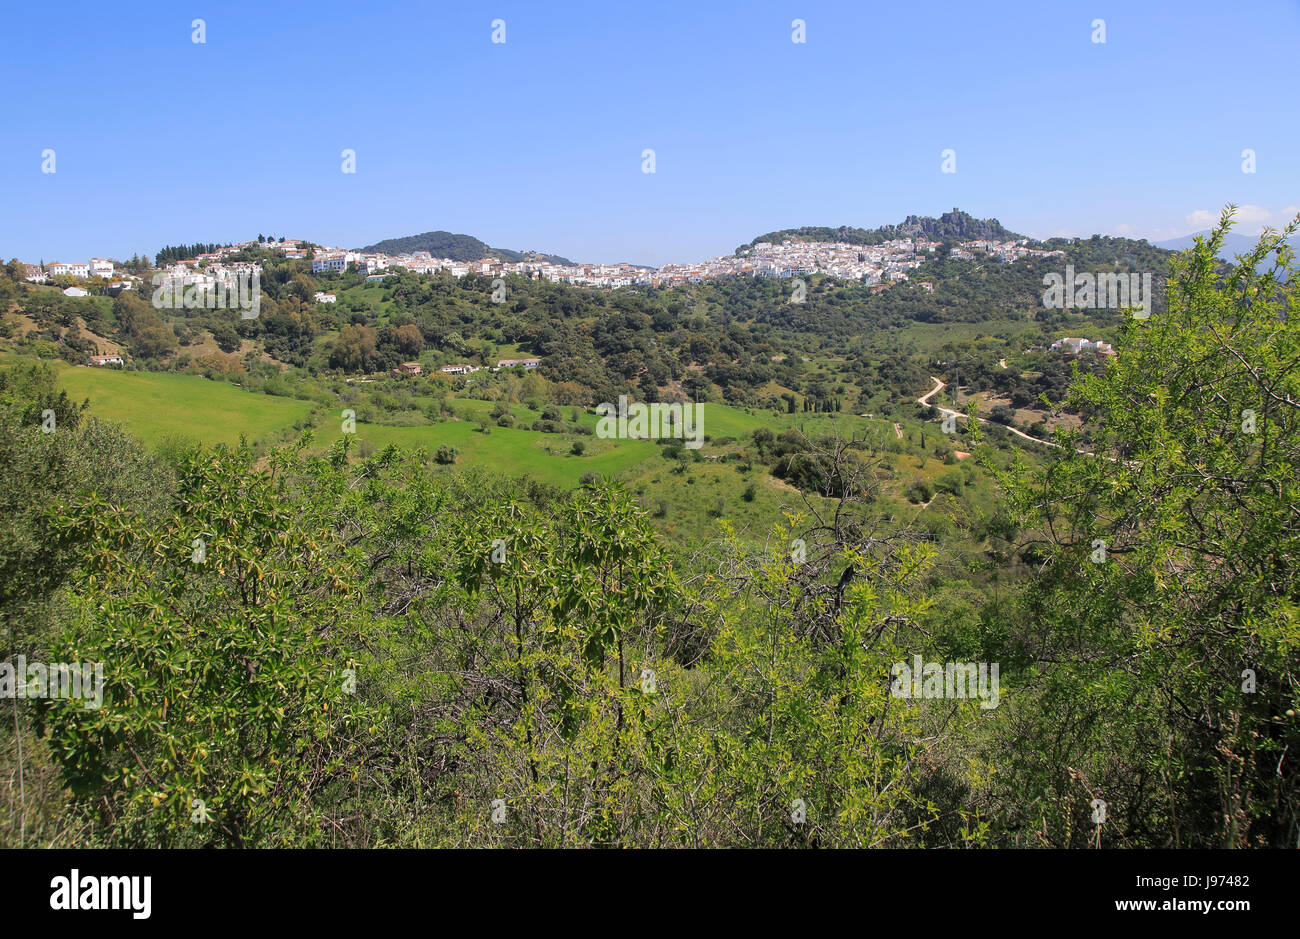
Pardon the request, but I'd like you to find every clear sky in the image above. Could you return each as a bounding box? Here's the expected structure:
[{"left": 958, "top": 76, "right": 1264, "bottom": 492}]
[{"left": 3, "top": 0, "right": 1297, "bottom": 266}]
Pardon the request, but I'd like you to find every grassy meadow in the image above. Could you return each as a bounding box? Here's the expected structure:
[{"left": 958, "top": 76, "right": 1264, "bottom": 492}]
[
  {"left": 20, "top": 360, "right": 1031, "bottom": 549},
  {"left": 53, "top": 363, "right": 316, "bottom": 448}
]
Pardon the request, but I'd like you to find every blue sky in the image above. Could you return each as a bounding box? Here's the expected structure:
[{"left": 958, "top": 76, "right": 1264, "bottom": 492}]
[{"left": 3, "top": 0, "right": 1297, "bottom": 266}]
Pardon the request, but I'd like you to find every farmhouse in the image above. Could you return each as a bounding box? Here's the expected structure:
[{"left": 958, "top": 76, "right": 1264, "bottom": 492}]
[
  {"left": 439, "top": 364, "right": 477, "bottom": 375},
  {"left": 496, "top": 358, "right": 540, "bottom": 370},
  {"left": 1051, "top": 337, "right": 1115, "bottom": 356},
  {"left": 391, "top": 362, "right": 422, "bottom": 376},
  {"left": 87, "top": 354, "right": 125, "bottom": 367}
]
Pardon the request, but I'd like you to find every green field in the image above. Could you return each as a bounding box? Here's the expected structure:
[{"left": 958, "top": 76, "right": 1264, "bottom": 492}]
[
  {"left": 54, "top": 365, "right": 316, "bottom": 448},
  {"left": 37, "top": 363, "right": 1014, "bottom": 545},
  {"left": 45, "top": 365, "right": 674, "bottom": 488},
  {"left": 319, "top": 417, "right": 661, "bottom": 488}
]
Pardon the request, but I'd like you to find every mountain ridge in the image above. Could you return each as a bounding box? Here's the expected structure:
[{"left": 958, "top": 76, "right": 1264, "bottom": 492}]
[
  {"left": 358, "top": 230, "right": 575, "bottom": 266},
  {"left": 738, "top": 208, "right": 1026, "bottom": 255},
  {"left": 1153, "top": 229, "right": 1300, "bottom": 257}
]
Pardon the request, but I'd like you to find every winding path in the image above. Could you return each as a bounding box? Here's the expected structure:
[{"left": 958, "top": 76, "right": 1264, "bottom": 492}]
[{"left": 917, "top": 376, "right": 1081, "bottom": 452}]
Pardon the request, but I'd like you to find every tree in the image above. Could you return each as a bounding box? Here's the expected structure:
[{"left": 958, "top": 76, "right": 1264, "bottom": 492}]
[
  {"left": 986, "top": 208, "right": 1300, "bottom": 846},
  {"left": 209, "top": 318, "right": 241, "bottom": 353},
  {"left": 0, "top": 364, "right": 168, "bottom": 629},
  {"left": 42, "top": 443, "right": 370, "bottom": 846},
  {"left": 447, "top": 484, "right": 677, "bottom": 844},
  {"left": 0, "top": 364, "right": 171, "bottom": 846},
  {"left": 131, "top": 315, "right": 179, "bottom": 360},
  {"left": 393, "top": 323, "right": 424, "bottom": 357},
  {"left": 330, "top": 324, "right": 378, "bottom": 372}
]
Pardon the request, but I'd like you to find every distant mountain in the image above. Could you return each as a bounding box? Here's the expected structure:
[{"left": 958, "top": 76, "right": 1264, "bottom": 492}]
[
  {"left": 740, "top": 208, "right": 1025, "bottom": 254},
  {"left": 1154, "top": 230, "right": 1300, "bottom": 258},
  {"left": 359, "top": 230, "right": 575, "bottom": 266}
]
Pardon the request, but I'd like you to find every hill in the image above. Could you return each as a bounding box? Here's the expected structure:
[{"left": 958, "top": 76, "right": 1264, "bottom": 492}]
[
  {"left": 740, "top": 208, "right": 1025, "bottom": 253},
  {"left": 1154, "top": 229, "right": 1300, "bottom": 258},
  {"left": 359, "top": 230, "right": 575, "bottom": 265}
]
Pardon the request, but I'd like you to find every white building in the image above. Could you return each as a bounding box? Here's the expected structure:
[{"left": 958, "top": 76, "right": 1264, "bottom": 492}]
[
  {"left": 49, "top": 262, "right": 90, "bottom": 278},
  {"left": 89, "top": 258, "right": 115, "bottom": 278},
  {"left": 312, "top": 252, "right": 359, "bottom": 274},
  {"left": 313, "top": 292, "right": 337, "bottom": 304},
  {"left": 312, "top": 255, "right": 345, "bottom": 274},
  {"left": 1051, "top": 337, "right": 1115, "bottom": 356}
]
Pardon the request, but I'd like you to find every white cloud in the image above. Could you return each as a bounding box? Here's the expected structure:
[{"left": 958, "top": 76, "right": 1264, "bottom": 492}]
[
  {"left": 1236, "top": 204, "right": 1273, "bottom": 225},
  {"left": 1072, "top": 205, "right": 1297, "bottom": 245},
  {"left": 1183, "top": 204, "right": 1281, "bottom": 235}
]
